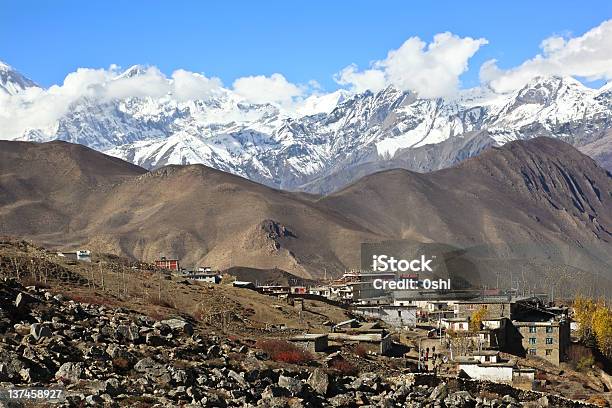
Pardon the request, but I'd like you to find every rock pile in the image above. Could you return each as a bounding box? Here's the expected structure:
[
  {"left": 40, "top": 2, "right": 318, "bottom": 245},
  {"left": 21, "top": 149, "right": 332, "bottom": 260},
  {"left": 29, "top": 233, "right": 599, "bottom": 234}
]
[{"left": 0, "top": 280, "right": 596, "bottom": 407}]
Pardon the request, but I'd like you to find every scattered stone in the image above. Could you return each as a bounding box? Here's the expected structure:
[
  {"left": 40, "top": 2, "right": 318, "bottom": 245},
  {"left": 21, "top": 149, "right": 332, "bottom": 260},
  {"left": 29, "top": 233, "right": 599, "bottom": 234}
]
[
  {"left": 15, "top": 292, "right": 35, "bottom": 309},
  {"left": 29, "top": 323, "right": 51, "bottom": 341},
  {"left": 307, "top": 368, "right": 329, "bottom": 396},
  {"left": 278, "top": 374, "right": 302, "bottom": 395},
  {"left": 85, "top": 394, "right": 104, "bottom": 405},
  {"left": 145, "top": 333, "right": 167, "bottom": 346},
  {"left": 444, "top": 390, "right": 475, "bottom": 408},
  {"left": 0, "top": 276, "right": 597, "bottom": 408},
  {"left": 228, "top": 370, "right": 247, "bottom": 388},
  {"left": 13, "top": 323, "right": 30, "bottom": 336},
  {"left": 429, "top": 382, "right": 448, "bottom": 401},
  {"left": 55, "top": 362, "right": 84, "bottom": 383},
  {"left": 161, "top": 318, "right": 193, "bottom": 335},
  {"left": 116, "top": 323, "right": 140, "bottom": 343}
]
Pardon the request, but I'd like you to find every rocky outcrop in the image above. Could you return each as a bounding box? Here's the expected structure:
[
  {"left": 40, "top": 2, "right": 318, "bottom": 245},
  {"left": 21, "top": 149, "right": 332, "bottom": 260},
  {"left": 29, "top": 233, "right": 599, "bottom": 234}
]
[{"left": 0, "top": 279, "right": 598, "bottom": 407}]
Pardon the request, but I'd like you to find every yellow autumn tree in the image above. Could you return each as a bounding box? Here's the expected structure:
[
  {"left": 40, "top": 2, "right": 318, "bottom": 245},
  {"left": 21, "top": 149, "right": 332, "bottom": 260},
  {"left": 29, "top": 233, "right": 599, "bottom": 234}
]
[
  {"left": 573, "top": 295, "right": 597, "bottom": 343},
  {"left": 470, "top": 306, "right": 488, "bottom": 333},
  {"left": 592, "top": 305, "right": 612, "bottom": 359}
]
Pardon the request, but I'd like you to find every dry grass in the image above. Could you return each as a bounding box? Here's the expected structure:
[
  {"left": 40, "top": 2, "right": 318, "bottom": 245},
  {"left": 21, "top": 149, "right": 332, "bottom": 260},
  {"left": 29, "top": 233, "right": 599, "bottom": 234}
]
[
  {"left": 256, "top": 339, "right": 314, "bottom": 364},
  {"left": 145, "top": 293, "right": 175, "bottom": 308},
  {"left": 353, "top": 344, "right": 368, "bottom": 358},
  {"left": 586, "top": 395, "right": 610, "bottom": 407},
  {"left": 64, "top": 292, "right": 118, "bottom": 307},
  {"left": 0, "top": 238, "right": 352, "bottom": 340},
  {"left": 329, "top": 359, "right": 358, "bottom": 376}
]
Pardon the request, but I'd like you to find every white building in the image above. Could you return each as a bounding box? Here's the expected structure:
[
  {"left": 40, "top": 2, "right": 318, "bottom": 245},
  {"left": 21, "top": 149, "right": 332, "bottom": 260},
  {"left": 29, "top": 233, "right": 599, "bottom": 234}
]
[
  {"left": 442, "top": 317, "right": 470, "bottom": 332},
  {"left": 458, "top": 360, "right": 514, "bottom": 383},
  {"left": 353, "top": 305, "right": 417, "bottom": 329},
  {"left": 309, "top": 286, "right": 331, "bottom": 297},
  {"left": 184, "top": 271, "right": 222, "bottom": 284}
]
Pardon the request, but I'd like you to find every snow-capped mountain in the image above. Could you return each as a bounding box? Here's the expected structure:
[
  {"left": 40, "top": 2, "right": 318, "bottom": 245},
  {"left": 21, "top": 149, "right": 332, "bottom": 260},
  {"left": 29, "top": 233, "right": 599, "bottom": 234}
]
[
  {"left": 2, "top": 60, "right": 612, "bottom": 192},
  {"left": 0, "top": 61, "right": 38, "bottom": 95}
]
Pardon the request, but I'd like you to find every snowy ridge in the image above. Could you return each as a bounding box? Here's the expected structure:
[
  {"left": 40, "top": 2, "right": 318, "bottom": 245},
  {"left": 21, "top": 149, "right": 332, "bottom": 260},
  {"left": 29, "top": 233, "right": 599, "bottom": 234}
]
[
  {"left": 0, "top": 61, "right": 38, "bottom": 95},
  {"left": 1, "top": 61, "right": 612, "bottom": 190}
]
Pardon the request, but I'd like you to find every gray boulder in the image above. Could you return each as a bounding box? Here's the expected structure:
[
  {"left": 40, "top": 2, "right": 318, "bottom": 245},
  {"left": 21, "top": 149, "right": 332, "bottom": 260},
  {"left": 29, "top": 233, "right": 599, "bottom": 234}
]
[
  {"left": 161, "top": 318, "right": 193, "bottom": 335},
  {"left": 307, "top": 368, "right": 329, "bottom": 396},
  {"left": 116, "top": 324, "right": 140, "bottom": 342},
  {"left": 328, "top": 393, "right": 355, "bottom": 407},
  {"left": 444, "top": 390, "right": 475, "bottom": 408},
  {"left": 145, "top": 333, "right": 167, "bottom": 346},
  {"left": 429, "top": 382, "right": 448, "bottom": 401},
  {"left": 55, "top": 362, "right": 85, "bottom": 383},
  {"left": 30, "top": 323, "right": 51, "bottom": 341},
  {"left": 228, "top": 370, "right": 248, "bottom": 388},
  {"left": 134, "top": 357, "right": 171, "bottom": 384},
  {"left": 278, "top": 374, "right": 302, "bottom": 395},
  {"left": 15, "top": 292, "right": 35, "bottom": 309}
]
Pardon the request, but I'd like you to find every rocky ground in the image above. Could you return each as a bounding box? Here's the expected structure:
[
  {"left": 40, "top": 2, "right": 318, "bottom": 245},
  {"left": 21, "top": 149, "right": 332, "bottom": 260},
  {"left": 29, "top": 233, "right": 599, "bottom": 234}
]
[{"left": 0, "top": 279, "right": 600, "bottom": 408}]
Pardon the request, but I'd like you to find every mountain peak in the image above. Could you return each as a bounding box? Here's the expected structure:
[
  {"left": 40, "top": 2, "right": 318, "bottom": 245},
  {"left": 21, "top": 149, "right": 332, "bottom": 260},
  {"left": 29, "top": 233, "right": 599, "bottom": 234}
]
[
  {"left": 519, "top": 75, "right": 587, "bottom": 92},
  {"left": 114, "top": 64, "right": 149, "bottom": 79},
  {"left": 0, "top": 60, "right": 39, "bottom": 95},
  {"left": 512, "top": 75, "right": 589, "bottom": 107}
]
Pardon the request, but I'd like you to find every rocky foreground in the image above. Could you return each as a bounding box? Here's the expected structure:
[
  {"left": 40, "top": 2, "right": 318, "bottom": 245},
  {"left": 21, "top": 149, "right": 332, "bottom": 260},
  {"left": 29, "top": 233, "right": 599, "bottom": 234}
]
[{"left": 0, "top": 280, "right": 597, "bottom": 407}]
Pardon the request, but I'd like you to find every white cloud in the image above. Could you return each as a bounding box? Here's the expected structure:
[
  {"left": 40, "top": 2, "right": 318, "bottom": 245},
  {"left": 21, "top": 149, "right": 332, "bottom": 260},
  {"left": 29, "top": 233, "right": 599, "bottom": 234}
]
[
  {"left": 334, "top": 64, "right": 386, "bottom": 93},
  {"left": 232, "top": 73, "right": 304, "bottom": 105},
  {"left": 335, "top": 32, "right": 487, "bottom": 98},
  {"left": 480, "top": 19, "right": 612, "bottom": 93},
  {"left": 106, "top": 66, "right": 170, "bottom": 99},
  {"left": 171, "top": 69, "right": 223, "bottom": 102},
  {"left": 0, "top": 65, "right": 224, "bottom": 139}
]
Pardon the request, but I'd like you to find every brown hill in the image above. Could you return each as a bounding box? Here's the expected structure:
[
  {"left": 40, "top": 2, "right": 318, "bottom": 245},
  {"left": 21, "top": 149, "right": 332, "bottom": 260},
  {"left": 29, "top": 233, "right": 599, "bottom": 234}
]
[
  {"left": 0, "top": 141, "right": 380, "bottom": 278},
  {"left": 0, "top": 138, "right": 611, "bottom": 296}
]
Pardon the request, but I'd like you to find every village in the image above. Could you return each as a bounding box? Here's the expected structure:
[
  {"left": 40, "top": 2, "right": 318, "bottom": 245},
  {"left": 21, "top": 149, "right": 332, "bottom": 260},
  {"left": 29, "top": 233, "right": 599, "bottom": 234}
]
[
  {"left": 1, "top": 240, "right": 610, "bottom": 406},
  {"left": 149, "top": 255, "right": 589, "bottom": 394}
]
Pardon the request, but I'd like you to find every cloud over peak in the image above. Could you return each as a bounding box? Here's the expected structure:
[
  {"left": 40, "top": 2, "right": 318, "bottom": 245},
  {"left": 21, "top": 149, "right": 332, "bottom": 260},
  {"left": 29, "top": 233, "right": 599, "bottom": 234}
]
[
  {"left": 481, "top": 19, "right": 612, "bottom": 93},
  {"left": 233, "top": 73, "right": 304, "bottom": 106},
  {"left": 335, "top": 32, "right": 488, "bottom": 98}
]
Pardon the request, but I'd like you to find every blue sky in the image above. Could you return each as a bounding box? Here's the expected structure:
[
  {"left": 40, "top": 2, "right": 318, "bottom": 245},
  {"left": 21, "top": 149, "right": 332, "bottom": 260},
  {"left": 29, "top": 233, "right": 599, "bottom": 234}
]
[{"left": 1, "top": 0, "right": 611, "bottom": 90}]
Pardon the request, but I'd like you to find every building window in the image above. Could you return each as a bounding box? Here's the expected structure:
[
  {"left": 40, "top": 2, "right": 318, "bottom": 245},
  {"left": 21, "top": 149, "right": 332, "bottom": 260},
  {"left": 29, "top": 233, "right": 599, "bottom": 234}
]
[
  {"left": 529, "top": 337, "right": 537, "bottom": 345},
  {"left": 546, "top": 337, "right": 553, "bottom": 344},
  {"left": 529, "top": 326, "right": 537, "bottom": 333},
  {"left": 529, "top": 349, "right": 537, "bottom": 355},
  {"left": 546, "top": 326, "right": 553, "bottom": 333},
  {"left": 545, "top": 349, "right": 553, "bottom": 356}
]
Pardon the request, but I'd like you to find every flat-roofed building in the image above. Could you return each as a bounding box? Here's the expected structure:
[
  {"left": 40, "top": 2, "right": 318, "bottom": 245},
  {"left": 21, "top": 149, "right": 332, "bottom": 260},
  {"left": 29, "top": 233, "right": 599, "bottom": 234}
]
[
  {"left": 308, "top": 286, "right": 331, "bottom": 298},
  {"left": 288, "top": 334, "right": 328, "bottom": 353},
  {"left": 441, "top": 317, "right": 470, "bottom": 332},
  {"left": 352, "top": 305, "right": 417, "bottom": 329},
  {"left": 457, "top": 358, "right": 535, "bottom": 389},
  {"left": 478, "top": 317, "right": 509, "bottom": 349},
  {"left": 455, "top": 297, "right": 514, "bottom": 319},
  {"left": 512, "top": 318, "right": 570, "bottom": 365},
  {"left": 327, "top": 332, "right": 392, "bottom": 355}
]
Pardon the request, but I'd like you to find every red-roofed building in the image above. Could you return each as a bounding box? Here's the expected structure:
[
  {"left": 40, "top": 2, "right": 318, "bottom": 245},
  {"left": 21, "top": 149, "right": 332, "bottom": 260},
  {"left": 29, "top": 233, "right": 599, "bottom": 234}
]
[{"left": 155, "top": 257, "right": 180, "bottom": 271}]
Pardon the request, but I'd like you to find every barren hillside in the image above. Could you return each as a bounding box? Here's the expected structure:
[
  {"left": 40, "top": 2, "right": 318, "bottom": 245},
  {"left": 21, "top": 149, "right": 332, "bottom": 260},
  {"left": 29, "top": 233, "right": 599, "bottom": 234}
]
[{"left": 1, "top": 138, "right": 611, "bottom": 295}]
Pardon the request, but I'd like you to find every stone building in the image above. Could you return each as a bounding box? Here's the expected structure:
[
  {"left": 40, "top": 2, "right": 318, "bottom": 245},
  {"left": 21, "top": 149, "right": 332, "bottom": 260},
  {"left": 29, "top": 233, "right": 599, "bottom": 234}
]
[
  {"left": 455, "top": 297, "right": 515, "bottom": 319},
  {"left": 352, "top": 305, "right": 417, "bottom": 329},
  {"left": 512, "top": 319, "right": 570, "bottom": 365},
  {"left": 288, "top": 334, "right": 328, "bottom": 353}
]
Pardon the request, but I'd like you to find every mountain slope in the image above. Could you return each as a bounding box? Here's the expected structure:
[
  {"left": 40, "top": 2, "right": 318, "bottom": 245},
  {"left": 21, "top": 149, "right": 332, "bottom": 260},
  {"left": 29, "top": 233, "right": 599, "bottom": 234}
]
[
  {"left": 0, "top": 140, "right": 381, "bottom": 278},
  {"left": 0, "top": 138, "right": 611, "bottom": 296}
]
